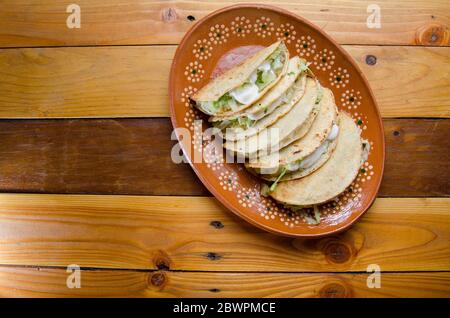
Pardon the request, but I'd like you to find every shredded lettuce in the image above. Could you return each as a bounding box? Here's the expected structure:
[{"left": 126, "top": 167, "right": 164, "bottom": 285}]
[
  {"left": 269, "top": 167, "right": 287, "bottom": 192},
  {"left": 201, "top": 94, "right": 235, "bottom": 114},
  {"left": 213, "top": 93, "right": 233, "bottom": 110},
  {"left": 269, "top": 47, "right": 284, "bottom": 72},
  {"left": 299, "top": 61, "right": 316, "bottom": 78},
  {"left": 216, "top": 116, "right": 255, "bottom": 130},
  {"left": 285, "top": 159, "right": 302, "bottom": 172},
  {"left": 271, "top": 55, "right": 284, "bottom": 71},
  {"left": 256, "top": 47, "right": 284, "bottom": 90},
  {"left": 299, "top": 61, "right": 309, "bottom": 72},
  {"left": 262, "top": 70, "right": 276, "bottom": 86},
  {"left": 260, "top": 184, "right": 271, "bottom": 197},
  {"left": 198, "top": 46, "right": 285, "bottom": 115},
  {"left": 256, "top": 69, "right": 276, "bottom": 90},
  {"left": 237, "top": 116, "right": 255, "bottom": 129},
  {"left": 255, "top": 70, "right": 264, "bottom": 88},
  {"left": 304, "top": 206, "right": 321, "bottom": 225}
]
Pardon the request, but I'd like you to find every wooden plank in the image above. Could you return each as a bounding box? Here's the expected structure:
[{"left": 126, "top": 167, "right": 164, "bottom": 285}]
[
  {"left": 0, "top": 267, "right": 449, "bottom": 297},
  {"left": 0, "top": 118, "right": 208, "bottom": 196},
  {"left": 0, "top": 0, "right": 448, "bottom": 47},
  {"left": 0, "top": 45, "right": 448, "bottom": 119},
  {"left": 381, "top": 119, "right": 450, "bottom": 196},
  {"left": 345, "top": 46, "right": 450, "bottom": 118},
  {"left": 0, "top": 118, "right": 448, "bottom": 197},
  {"left": 0, "top": 46, "right": 173, "bottom": 118},
  {"left": 0, "top": 194, "right": 448, "bottom": 272}
]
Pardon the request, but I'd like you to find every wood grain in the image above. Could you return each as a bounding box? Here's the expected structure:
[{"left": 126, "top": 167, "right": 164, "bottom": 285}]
[
  {"left": 0, "top": 46, "right": 449, "bottom": 118},
  {"left": 0, "top": 118, "right": 207, "bottom": 196},
  {"left": 0, "top": 46, "right": 172, "bottom": 118},
  {"left": 345, "top": 45, "right": 450, "bottom": 118},
  {"left": 0, "top": 194, "right": 448, "bottom": 272},
  {"left": 0, "top": 267, "right": 449, "bottom": 298},
  {"left": 0, "top": 118, "right": 448, "bottom": 197},
  {"left": 381, "top": 119, "right": 450, "bottom": 196},
  {"left": 0, "top": 0, "right": 448, "bottom": 298},
  {"left": 0, "top": 0, "right": 448, "bottom": 48}
]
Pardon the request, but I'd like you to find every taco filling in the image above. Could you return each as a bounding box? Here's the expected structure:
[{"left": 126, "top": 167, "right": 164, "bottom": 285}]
[{"left": 198, "top": 46, "right": 286, "bottom": 115}]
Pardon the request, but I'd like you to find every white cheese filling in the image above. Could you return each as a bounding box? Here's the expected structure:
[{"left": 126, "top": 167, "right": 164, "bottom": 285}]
[
  {"left": 284, "top": 123, "right": 339, "bottom": 172},
  {"left": 201, "top": 48, "right": 285, "bottom": 115},
  {"left": 327, "top": 123, "right": 339, "bottom": 141},
  {"left": 229, "top": 83, "right": 259, "bottom": 105}
]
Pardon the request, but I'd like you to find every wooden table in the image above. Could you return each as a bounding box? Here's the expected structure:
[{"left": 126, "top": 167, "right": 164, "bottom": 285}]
[{"left": 0, "top": 1, "right": 449, "bottom": 298}]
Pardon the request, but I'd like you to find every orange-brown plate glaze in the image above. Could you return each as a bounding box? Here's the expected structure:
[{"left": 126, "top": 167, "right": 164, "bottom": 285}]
[{"left": 169, "top": 4, "right": 385, "bottom": 237}]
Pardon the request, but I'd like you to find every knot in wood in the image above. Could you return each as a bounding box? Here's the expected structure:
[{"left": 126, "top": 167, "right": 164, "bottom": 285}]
[
  {"left": 319, "top": 282, "right": 350, "bottom": 298},
  {"left": 155, "top": 257, "right": 170, "bottom": 270},
  {"left": 149, "top": 272, "right": 166, "bottom": 287},
  {"left": 416, "top": 23, "right": 447, "bottom": 45},
  {"left": 324, "top": 241, "right": 352, "bottom": 264},
  {"left": 205, "top": 252, "right": 222, "bottom": 261},
  {"left": 161, "top": 8, "right": 178, "bottom": 23},
  {"left": 365, "top": 55, "right": 377, "bottom": 66},
  {"left": 210, "top": 220, "right": 224, "bottom": 229},
  {"left": 153, "top": 250, "right": 171, "bottom": 270}
]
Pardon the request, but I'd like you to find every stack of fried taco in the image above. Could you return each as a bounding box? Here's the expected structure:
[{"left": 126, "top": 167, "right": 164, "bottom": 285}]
[
  {"left": 192, "top": 40, "right": 368, "bottom": 219},
  {"left": 246, "top": 87, "right": 339, "bottom": 181},
  {"left": 223, "top": 77, "right": 321, "bottom": 158}
]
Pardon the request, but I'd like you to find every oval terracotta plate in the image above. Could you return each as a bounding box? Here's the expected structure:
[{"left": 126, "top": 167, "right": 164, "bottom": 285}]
[{"left": 169, "top": 4, "right": 385, "bottom": 237}]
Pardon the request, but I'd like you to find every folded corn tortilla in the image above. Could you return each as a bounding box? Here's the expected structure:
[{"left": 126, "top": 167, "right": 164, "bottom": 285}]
[
  {"left": 210, "top": 56, "right": 305, "bottom": 123},
  {"left": 192, "top": 41, "right": 289, "bottom": 116},
  {"left": 269, "top": 112, "right": 364, "bottom": 206}
]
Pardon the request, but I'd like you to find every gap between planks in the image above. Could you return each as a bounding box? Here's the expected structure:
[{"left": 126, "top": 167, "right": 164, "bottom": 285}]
[{"left": 0, "top": 263, "right": 449, "bottom": 274}]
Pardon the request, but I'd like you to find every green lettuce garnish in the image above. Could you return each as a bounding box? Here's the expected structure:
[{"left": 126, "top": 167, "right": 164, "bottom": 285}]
[
  {"left": 237, "top": 116, "right": 255, "bottom": 129},
  {"left": 269, "top": 167, "right": 287, "bottom": 192},
  {"left": 304, "top": 206, "right": 321, "bottom": 225},
  {"left": 216, "top": 116, "right": 255, "bottom": 130},
  {"left": 256, "top": 69, "right": 276, "bottom": 90},
  {"left": 260, "top": 184, "right": 271, "bottom": 197},
  {"left": 301, "top": 61, "right": 315, "bottom": 77},
  {"left": 213, "top": 93, "right": 234, "bottom": 110},
  {"left": 271, "top": 54, "right": 284, "bottom": 71}
]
